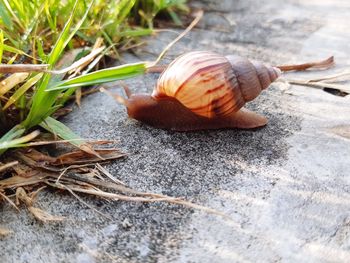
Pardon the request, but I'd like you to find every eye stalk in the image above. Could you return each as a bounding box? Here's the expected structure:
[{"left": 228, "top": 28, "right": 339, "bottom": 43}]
[{"left": 100, "top": 83, "right": 132, "bottom": 106}]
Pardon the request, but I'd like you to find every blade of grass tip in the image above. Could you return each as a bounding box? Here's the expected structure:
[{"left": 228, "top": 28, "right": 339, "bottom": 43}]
[
  {"left": 40, "top": 116, "right": 102, "bottom": 157},
  {"left": 47, "top": 62, "right": 147, "bottom": 91},
  {"left": 0, "top": 130, "right": 40, "bottom": 150},
  {"left": 3, "top": 73, "right": 43, "bottom": 110},
  {"left": 150, "top": 9, "right": 203, "bottom": 67},
  {"left": 23, "top": 0, "right": 95, "bottom": 128}
]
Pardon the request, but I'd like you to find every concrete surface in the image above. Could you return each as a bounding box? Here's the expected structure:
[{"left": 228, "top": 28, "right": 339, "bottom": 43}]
[{"left": 1, "top": 0, "right": 350, "bottom": 262}]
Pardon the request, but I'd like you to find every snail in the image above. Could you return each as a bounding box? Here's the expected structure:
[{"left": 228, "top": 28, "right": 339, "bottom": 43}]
[{"left": 106, "top": 51, "right": 334, "bottom": 131}]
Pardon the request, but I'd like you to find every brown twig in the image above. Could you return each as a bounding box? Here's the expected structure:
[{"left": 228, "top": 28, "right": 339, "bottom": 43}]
[
  {"left": 149, "top": 9, "right": 204, "bottom": 67},
  {"left": 0, "top": 64, "right": 49, "bottom": 73},
  {"left": 276, "top": 56, "right": 334, "bottom": 72}
]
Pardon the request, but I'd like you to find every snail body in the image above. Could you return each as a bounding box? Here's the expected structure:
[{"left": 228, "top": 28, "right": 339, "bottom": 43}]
[{"left": 122, "top": 51, "right": 281, "bottom": 131}]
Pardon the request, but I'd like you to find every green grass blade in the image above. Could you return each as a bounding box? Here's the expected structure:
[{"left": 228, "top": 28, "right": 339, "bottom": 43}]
[
  {"left": 167, "top": 8, "right": 183, "bottom": 26},
  {"left": 115, "top": 28, "right": 153, "bottom": 37},
  {"left": 1, "top": 0, "right": 25, "bottom": 31},
  {"left": 0, "top": 1, "right": 14, "bottom": 30},
  {"left": 0, "top": 125, "right": 25, "bottom": 154},
  {"left": 40, "top": 116, "right": 85, "bottom": 147},
  {"left": 47, "top": 0, "right": 94, "bottom": 67},
  {"left": 47, "top": 62, "right": 147, "bottom": 91},
  {"left": 40, "top": 116, "right": 103, "bottom": 157},
  {"left": 116, "top": 0, "right": 136, "bottom": 25},
  {"left": 0, "top": 130, "right": 40, "bottom": 150},
  {"left": 23, "top": 0, "right": 95, "bottom": 128},
  {"left": 3, "top": 44, "right": 26, "bottom": 55}
]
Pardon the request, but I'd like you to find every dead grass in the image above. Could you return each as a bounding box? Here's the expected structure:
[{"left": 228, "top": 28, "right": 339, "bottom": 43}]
[{"left": 0, "top": 136, "right": 229, "bottom": 232}]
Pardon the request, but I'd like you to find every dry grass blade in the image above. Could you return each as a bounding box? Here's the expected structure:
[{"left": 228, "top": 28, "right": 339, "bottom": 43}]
[
  {"left": 48, "top": 182, "right": 230, "bottom": 219},
  {"left": 0, "top": 227, "right": 12, "bottom": 237},
  {"left": 0, "top": 174, "right": 48, "bottom": 189},
  {"left": 69, "top": 37, "right": 105, "bottom": 78},
  {"left": 16, "top": 187, "right": 34, "bottom": 206},
  {"left": 277, "top": 56, "right": 334, "bottom": 72},
  {"left": 52, "top": 149, "right": 126, "bottom": 166},
  {"left": 0, "top": 191, "right": 19, "bottom": 211},
  {"left": 60, "top": 183, "right": 112, "bottom": 219},
  {"left": 16, "top": 187, "right": 64, "bottom": 223},
  {"left": 27, "top": 206, "right": 65, "bottom": 223},
  {"left": 0, "top": 72, "right": 29, "bottom": 96},
  {"left": 307, "top": 70, "right": 350, "bottom": 83},
  {"left": 0, "top": 161, "right": 18, "bottom": 172},
  {"left": 20, "top": 139, "right": 109, "bottom": 147},
  {"left": 150, "top": 9, "right": 204, "bottom": 66},
  {"left": 1, "top": 138, "right": 229, "bottom": 221},
  {"left": 147, "top": 65, "right": 167, "bottom": 73},
  {"left": 67, "top": 85, "right": 115, "bottom": 100},
  {"left": 286, "top": 79, "right": 350, "bottom": 94},
  {"left": 147, "top": 57, "right": 336, "bottom": 74},
  {"left": 96, "top": 163, "right": 125, "bottom": 185},
  {"left": 49, "top": 183, "right": 179, "bottom": 202},
  {"left": 0, "top": 64, "right": 49, "bottom": 73},
  {"left": 49, "top": 46, "right": 105, "bottom": 75},
  {"left": 51, "top": 172, "right": 168, "bottom": 197}
]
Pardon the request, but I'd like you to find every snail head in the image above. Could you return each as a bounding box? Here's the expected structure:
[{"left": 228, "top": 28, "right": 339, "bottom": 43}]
[{"left": 101, "top": 86, "right": 161, "bottom": 125}]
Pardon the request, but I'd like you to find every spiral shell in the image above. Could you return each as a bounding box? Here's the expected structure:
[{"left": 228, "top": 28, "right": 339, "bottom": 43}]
[{"left": 152, "top": 51, "right": 280, "bottom": 118}]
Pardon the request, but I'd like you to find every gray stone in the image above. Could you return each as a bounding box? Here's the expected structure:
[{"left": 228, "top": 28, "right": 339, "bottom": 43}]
[{"left": 1, "top": 0, "right": 350, "bottom": 262}]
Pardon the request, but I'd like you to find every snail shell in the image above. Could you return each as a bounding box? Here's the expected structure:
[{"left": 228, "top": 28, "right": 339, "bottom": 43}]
[{"left": 152, "top": 51, "right": 281, "bottom": 118}]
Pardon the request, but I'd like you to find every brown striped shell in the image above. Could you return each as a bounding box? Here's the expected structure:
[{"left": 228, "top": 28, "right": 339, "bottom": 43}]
[{"left": 152, "top": 51, "right": 281, "bottom": 119}]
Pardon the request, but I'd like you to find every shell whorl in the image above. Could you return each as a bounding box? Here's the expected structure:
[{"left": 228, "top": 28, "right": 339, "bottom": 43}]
[{"left": 153, "top": 51, "right": 280, "bottom": 119}]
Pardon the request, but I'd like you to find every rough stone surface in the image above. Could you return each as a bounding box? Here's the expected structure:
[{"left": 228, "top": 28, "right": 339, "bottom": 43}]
[{"left": 1, "top": 0, "right": 350, "bottom": 262}]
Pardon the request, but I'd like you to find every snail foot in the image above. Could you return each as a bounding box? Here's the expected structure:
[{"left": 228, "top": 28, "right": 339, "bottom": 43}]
[{"left": 228, "top": 108, "right": 268, "bottom": 129}]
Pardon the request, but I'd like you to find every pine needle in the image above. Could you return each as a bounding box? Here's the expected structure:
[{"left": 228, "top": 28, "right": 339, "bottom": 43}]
[{"left": 150, "top": 9, "right": 204, "bottom": 67}]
